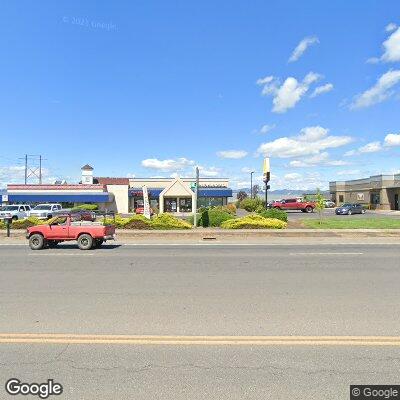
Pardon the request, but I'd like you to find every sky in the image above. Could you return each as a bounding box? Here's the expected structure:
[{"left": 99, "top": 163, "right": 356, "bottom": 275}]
[{"left": 0, "top": 0, "right": 399, "bottom": 190}]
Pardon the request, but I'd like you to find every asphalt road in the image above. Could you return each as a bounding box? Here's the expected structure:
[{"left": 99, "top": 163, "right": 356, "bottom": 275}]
[{"left": 1, "top": 243, "right": 400, "bottom": 399}]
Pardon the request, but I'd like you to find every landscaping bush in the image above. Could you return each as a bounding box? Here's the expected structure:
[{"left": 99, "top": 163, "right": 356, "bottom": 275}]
[
  {"left": 150, "top": 213, "right": 192, "bottom": 230},
  {"left": 238, "top": 197, "right": 264, "bottom": 212},
  {"left": 258, "top": 208, "right": 288, "bottom": 223},
  {"left": 0, "top": 220, "right": 5, "bottom": 230},
  {"left": 224, "top": 203, "right": 237, "bottom": 214},
  {"left": 221, "top": 214, "right": 287, "bottom": 229},
  {"left": 72, "top": 204, "right": 98, "bottom": 211},
  {"left": 124, "top": 215, "right": 152, "bottom": 230},
  {"left": 198, "top": 208, "right": 235, "bottom": 227},
  {"left": 11, "top": 217, "right": 46, "bottom": 229}
]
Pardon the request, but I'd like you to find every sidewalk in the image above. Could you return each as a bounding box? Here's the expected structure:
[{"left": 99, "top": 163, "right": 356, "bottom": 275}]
[{"left": 2, "top": 228, "right": 400, "bottom": 244}]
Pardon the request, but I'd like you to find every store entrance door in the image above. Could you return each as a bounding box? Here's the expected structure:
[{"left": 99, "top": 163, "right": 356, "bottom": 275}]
[{"left": 164, "top": 198, "right": 177, "bottom": 213}]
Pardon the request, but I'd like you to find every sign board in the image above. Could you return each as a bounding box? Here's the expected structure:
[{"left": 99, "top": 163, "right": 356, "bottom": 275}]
[
  {"left": 263, "top": 157, "right": 271, "bottom": 183},
  {"left": 190, "top": 182, "right": 196, "bottom": 191},
  {"left": 357, "top": 193, "right": 364, "bottom": 201},
  {"left": 142, "top": 185, "right": 151, "bottom": 219},
  {"left": 1, "top": 195, "right": 8, "bottom": 203}
]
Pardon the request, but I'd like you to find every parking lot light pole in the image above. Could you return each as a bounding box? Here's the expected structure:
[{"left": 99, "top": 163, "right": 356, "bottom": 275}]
[
  {"left": 250, "top": 171, "right": 254, "bottom": 198},
  {"left": 263, "top": 157, "right": 270, "bottom": 208}
]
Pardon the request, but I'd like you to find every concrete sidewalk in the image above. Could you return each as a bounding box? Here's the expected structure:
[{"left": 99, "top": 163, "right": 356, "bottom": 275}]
[{"left": 1, "top": 228, "right": 400, "bottom": 244}]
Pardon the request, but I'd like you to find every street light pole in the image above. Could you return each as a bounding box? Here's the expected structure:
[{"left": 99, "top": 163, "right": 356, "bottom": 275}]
[
  {"left": 263, "top": 157, "right": 270, "bottom": 208},
  {"left": 250, "top": 171, "right": 254, "bottom": 199}
]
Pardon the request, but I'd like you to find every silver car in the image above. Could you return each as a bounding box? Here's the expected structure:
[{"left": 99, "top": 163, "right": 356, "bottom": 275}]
[
  {"left": 30, "top": 204, "right": 62, "bottom": 219},
  {"left": 0, "top": 204, "right": 31, "bottom": 221}
]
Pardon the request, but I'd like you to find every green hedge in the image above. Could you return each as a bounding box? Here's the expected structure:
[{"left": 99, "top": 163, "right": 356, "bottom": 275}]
[
  {"left": 238, "top": 198, "right": 264, "bottom": 212},
  {"left": 199, "top": 209, "right": 235, "bottom": 227},
  {"left": 72, "top": 204, "right": 99, "bottom": 211},
  {"left": 150, "top": 214, "right": 192, "bottom": 230},
  {"left": 221, "top": 214, "right": 287, "bottom": 229},
  {"left": 258, "top": 208, "right": 288, "bottom": 222},
  {"left": 0, "top": 217, "right": 46, "bottom": 230}
]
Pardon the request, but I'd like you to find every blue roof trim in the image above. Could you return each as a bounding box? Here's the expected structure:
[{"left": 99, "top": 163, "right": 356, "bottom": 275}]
[
  {"left": 7, "top": 193, "right": 112, "bottom": 203},
  {"left": 129, "top": 188, "right": 163, "bottom": 197},
  {"left": 198, "top": 188, "right": 233, "bottom": 197}
]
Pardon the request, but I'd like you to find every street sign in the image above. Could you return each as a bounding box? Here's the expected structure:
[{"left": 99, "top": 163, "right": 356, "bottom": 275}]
[
  {"left": 1, "top": 194, "right": 8, "bottom": 202},
  {"left": 190, "top": 182, "right": 197, "bottom": 191}
]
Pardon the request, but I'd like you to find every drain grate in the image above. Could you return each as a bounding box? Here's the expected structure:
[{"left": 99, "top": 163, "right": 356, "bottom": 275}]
[{"left": 202, "top": 237, "right": 217, "bottom": 240}]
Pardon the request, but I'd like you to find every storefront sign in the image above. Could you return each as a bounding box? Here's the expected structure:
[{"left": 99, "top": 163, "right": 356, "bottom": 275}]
[
  {"left": 357, "top": 193, "right": 364, "bottom": 201},
  {"left": 1, "top": 195, "right": 8, "bottom": 202},
  {"left": 142, "top": 185, "right": 151, "bottom": 219}
]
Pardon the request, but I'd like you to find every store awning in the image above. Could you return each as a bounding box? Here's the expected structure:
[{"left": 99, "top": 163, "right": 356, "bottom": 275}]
[
  {"left": 198, "top": 188, "right": 233, "bottom": 197},
  {"left": 7, "top": 192, "right": 113, "bottom": 203}
]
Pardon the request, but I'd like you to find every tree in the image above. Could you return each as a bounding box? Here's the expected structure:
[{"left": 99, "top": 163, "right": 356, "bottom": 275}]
[
  {"left": 315, "top": 188, "right": 325, "bottom": 225},
  {"left": 252, "top": 184, "right": 260, "bottom": 198},
  {"left": 237, "top": 191, "right": 248, "bottom": 202}
]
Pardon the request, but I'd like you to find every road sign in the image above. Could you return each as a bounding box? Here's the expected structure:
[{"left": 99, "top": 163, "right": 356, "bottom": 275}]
[{"left": 1, "top": 195, "right": 8, "bottom": 202}]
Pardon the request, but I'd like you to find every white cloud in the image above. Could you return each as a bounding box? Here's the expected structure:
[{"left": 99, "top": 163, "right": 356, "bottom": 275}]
[
  {"left": 241, "top": 167, "right": 254, "bottom": 173},
  {"left": 288, "top": 36, "right": 319, "bottom": 62},
  {"left": 344, "top": 150, "right": 356, "bottom": 157},
  {"left": 198, "top": 166, "right": 220, "bottom": 177},
  {"left": 0, "top": 165, "right": 55, "bottom": 187},
  {"left": 337, "top": 169, "right": 361, "bottom": 176},
  {"left": 257, "top": 72, "right": 322, "bottom": 113},
  {"left": 141, "top": 157, "right": 195, "bottom": 171},
  {"left": 289, "top": 151, "right": 349, "bottom": 168},
  {"left": 386, "top": 23, "right": 397, "bottom": 32},
  {"left": 384, "top": 133, "right": 400, "bottom": 146},
  {"left": 366, "top": 57, "right": 380, "bottom": 64},
  {"left": 257, "top": 126, "right": 352, "bottom": 158},
  {"left": 284, "top": 172, "right": 302, "bottom": 181},
  {"left": 351, "top": 69, "right": 400, "bottom": 109},
  {"left": 381, "top": 27, "right": 400, "bottom": 62},
  {"left": 216, "top": 150, "right": 248, "bottom": 159},
  {"left": 258, "top": 124, "right": 276, "bottom": 134},
  {"left": 359, "top": 141, "right": 382, "bottom": 153},
  {"left": 310, "top": 83, "right": 333, "bottom": 98}
]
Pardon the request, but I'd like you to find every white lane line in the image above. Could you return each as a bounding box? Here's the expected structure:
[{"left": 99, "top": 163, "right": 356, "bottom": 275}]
[{"left": 290, "top": 252, "right": 363, "bottom": 255}]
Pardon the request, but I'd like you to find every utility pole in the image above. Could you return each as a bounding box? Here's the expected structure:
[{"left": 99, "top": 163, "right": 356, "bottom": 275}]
[
  {"left": 24, "top": 155, "right": 28, "bottom": 184},
  {"left": 193, "top": 167, "right": 200, "bottom": 228},
  {"left": 250, "top": 171, "right": 254, "bottom": 199}
]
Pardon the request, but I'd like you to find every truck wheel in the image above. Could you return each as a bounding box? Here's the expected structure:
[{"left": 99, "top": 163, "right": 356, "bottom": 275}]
[
  {"left": 29, "top": 234, "right": 44, "bottom": 250},
  {"left": 305, "top": 206, "right": 313, "bottom": 213},
  {"left": 78, "top": 234, "right": 93, "bottom": 250}
]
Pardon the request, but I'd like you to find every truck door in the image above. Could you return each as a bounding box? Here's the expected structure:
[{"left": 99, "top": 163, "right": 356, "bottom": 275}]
[{"left": 47, "top": 216, "right": 69, "bottom": 239}]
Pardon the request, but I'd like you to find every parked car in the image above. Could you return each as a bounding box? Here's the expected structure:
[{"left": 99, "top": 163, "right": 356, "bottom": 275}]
[
  {"left": 26, "top": 214, "right": 116, "bottom": 250},
  {"left": 0, "top": 204, "right": 31, "bottom": 221},
  {"left": 30, "top": 204, "right": 62, "bottom": 219},
  {"left": 324, "top": 200, "right": 336, "bottom": 208},
  {"left": 271, "top": 198, "right": 315, "bottom": 213},
  {"left": 335, "top": 203, "right": 365, "bottom": 215}
]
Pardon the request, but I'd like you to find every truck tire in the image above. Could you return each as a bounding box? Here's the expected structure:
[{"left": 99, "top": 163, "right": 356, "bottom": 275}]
[
  {"left": 12, "top": 216, "right": 18, "bottom": 221},
  {"left": 29, "top": 234, "right": 45, "bottom": 250},
  {"left": 78, "top": 234, "right": 93, "bottom": 250},
  {"left": 305, "top": 206, "right": 313, "bottom": 213}
]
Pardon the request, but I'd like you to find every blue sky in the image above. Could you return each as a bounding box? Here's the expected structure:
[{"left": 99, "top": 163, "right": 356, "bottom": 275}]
[{"left": 0, "top": 0, "right": 399, "bottom": 189}]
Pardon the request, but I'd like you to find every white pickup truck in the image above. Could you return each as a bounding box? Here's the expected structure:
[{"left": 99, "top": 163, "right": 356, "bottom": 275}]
[
  {"left": 0, "top": 205, "right": 31, "bottom": 221},
  {"left": 29, "top": 204, "right": 62, "bottom": 219}
]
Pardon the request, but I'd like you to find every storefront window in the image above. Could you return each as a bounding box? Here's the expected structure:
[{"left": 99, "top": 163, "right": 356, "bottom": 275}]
[
  {"left": 198, "top": 197, "right": 224, "bottom": 208},
  {"left": 164, "top": 198, "right": 177, "bottom": 212},
  {"left": 179, "top": 198, "right": 192, "bottom": 212}
]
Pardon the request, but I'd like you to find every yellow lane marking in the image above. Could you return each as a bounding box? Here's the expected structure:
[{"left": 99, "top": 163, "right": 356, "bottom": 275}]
[{"left": 1, "top": 334, "right": 400, "bottom": 346}]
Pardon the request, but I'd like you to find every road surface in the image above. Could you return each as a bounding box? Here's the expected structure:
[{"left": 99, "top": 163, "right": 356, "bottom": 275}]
[{"left": 1, "top": 243, "right": 399, "bottom": 399}]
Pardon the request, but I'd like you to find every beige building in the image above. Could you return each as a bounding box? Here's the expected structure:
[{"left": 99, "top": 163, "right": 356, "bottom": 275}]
[{"left": 330, "top": 174, "right": 400, "bottom": 210}]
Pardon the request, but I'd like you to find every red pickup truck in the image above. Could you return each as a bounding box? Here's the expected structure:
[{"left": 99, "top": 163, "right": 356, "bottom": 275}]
[
  {"left": 26, "top": 214, "right": 115, "bottom": 250},
  {"left": 271, "top": 198, "right": 315, "bottom": 213}
]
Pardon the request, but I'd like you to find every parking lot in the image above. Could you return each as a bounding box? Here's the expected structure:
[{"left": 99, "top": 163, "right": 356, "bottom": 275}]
[{"left": 286, "top": 208, "right": 400, "bottom": 220}]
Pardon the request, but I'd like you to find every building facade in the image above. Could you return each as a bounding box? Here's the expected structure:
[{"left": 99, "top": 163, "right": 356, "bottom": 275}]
[
  {"left": 5, "top": 165, "right": 233, "bottom": 214},
  {"left": 330, "top": 174, "right": 400, "bottom": 210}
]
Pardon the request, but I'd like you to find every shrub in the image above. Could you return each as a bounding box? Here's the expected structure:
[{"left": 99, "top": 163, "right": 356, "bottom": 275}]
[
  {"left": 124, "top": 215, "right": 152, "bottom": 230},
  {"left": 239, "top": 197, "right": 264, "bottom": 212},
  {"left": 101, "top": 215, "right": 129, "bottom": 228},
  {"left": 73, "top": 204, "right": 98, "bottom": 211},
  {"left": 0, "top": 220, "right": 5, "bottom": 230},
  {"left": 258, "top": 208, "right": 288, "bottom": 222},
  {"left": 150, "top": 213, "right": 192, "bottom": 230},
  {"left": 199, "top": 209, "right": 235, "bottom": 227},
  {"left": 221, "top": 214, "right": 287, "bottom": 229},
  {"left": 11, "top": 217, "right": 46, "bottom": 229}
]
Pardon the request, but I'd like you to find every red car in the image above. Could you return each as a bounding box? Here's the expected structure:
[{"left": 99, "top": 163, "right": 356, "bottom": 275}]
[
  {"left": 271, "top": 198, "right": 315, "bottom": 213},
  {"left": 26, "top": 214, "right": 115, "bottom": 250}
]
